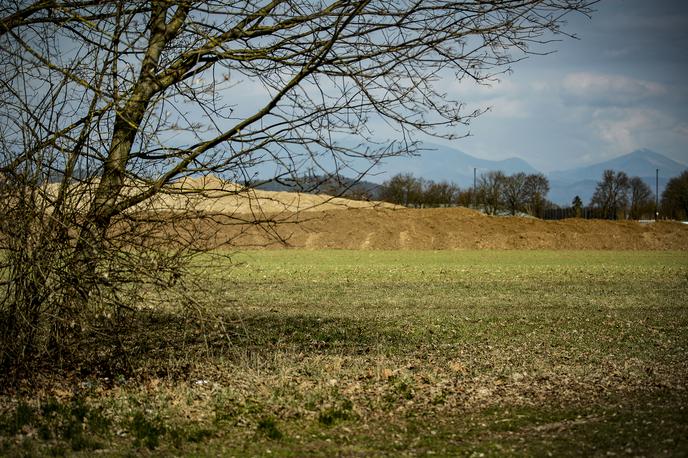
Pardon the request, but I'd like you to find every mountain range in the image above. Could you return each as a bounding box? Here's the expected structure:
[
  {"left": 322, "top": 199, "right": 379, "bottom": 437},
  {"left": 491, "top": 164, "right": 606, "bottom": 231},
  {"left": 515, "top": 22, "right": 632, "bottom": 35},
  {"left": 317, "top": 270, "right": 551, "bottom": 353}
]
[
  {"left": 545, "top": 149, "right": 686, "bottom": 205},
  {"left": 372, "top": 142, "right": 538, "bottom": 185},
  {"left": 369, "top": 145, "right": 687, "bottom": 206}
]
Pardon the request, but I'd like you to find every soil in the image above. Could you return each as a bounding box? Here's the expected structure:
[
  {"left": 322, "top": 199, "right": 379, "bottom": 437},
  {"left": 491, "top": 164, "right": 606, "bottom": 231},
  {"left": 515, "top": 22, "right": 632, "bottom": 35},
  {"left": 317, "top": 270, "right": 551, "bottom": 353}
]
[
  {"left": 205, "top": 206, "right": 688, "bottom": 251},
  {"left": 54, "top": 176, "right": 687, "bottom": 250}
]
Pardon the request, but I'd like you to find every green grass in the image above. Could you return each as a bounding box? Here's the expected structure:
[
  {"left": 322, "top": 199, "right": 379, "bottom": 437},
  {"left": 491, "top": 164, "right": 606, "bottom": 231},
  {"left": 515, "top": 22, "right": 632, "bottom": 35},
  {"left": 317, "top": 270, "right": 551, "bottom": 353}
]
[{"left": 1, "top": 250, "right": 687, "bottom": 456}]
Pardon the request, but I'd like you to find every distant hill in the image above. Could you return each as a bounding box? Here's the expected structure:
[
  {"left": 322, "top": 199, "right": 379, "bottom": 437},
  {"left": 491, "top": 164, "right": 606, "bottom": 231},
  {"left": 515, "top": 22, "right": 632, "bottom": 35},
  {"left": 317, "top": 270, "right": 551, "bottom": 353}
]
[
  {"left": 248, "top": 145, "right": 686, "bottom": 207},
  {"left": 549, "top": 149, "right": 685, "bottom": 183},
  {"left": 249, "top": 141, "right": 540, "bottom": 198},
  {"left": 548, "top": 149, "right": 687, "bottom": 205},
  {"left": 253, "top": 144, "right": 541, "bottom": 200},
  {"left": 375, "top": 145, "right": 686, "bottom": 206},
  {"left": 253, "top": 175, "right": 382, "bottom": 200},
  {"left": 373, "top": 142, "right": 539, "bottom": 186},
  {"left": 547, "top": 180, "right": 599, "bottom": 208}
]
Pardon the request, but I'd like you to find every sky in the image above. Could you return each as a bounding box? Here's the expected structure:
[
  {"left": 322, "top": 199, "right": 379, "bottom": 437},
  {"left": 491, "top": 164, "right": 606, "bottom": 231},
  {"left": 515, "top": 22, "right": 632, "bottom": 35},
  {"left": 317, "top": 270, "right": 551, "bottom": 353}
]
[
  {"left": 127, "top": 1, "right": 688, "bottom": 179},
  {"left": 419, "top": 0, "right": 688, "bottom": 172}
]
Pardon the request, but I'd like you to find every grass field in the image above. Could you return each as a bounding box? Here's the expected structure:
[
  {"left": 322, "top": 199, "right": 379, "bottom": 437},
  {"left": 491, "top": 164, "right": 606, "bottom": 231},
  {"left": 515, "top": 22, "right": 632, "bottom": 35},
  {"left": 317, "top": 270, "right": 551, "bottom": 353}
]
[{"left": 2, "top": 250, "right": 687, "bottom": 456}]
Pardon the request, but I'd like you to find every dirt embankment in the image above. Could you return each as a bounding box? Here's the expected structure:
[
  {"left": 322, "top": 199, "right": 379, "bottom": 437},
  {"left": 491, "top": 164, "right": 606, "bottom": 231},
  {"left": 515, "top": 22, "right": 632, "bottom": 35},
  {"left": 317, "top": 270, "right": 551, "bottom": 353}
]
[
  {"left": 206, "top": 207, "right": 688, "bottom": 250},
  {"left": 71, "top": 175, "right": 682, "bottom": 250}
]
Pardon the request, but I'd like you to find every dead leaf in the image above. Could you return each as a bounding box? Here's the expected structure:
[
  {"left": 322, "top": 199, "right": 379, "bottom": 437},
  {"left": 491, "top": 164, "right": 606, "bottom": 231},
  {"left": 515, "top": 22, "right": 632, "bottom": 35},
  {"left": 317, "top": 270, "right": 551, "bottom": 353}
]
[{"left": 449, "top": 361, "right": 467, "bottom": 374}]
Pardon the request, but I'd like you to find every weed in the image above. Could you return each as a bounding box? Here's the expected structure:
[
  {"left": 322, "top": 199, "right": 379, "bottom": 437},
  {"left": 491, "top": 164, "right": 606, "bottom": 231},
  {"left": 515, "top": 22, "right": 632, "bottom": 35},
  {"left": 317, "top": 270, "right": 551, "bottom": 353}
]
[
  {"left": 169, "top": 424, "right": 214, "bottom": 448},
  {"left": 318, "top": 398, "right": 354, "bottom": 426},
  {"left": 256, "top": 416, "right": 282, "bottom": 440},
  {"left": 85, "top": 406, "right": 111, "bottom": 437},
  {"left": 48, "top": 443, "right": 68, "bottom": 457},
  {"left": 130, "top": 410, "right": 166, "bottom": 450},
  {"left": 7, "top": 402, "right": 35, "bottom": 435},
  {"left": 384, "top": 378, "right": 415, "bottom": 404}
]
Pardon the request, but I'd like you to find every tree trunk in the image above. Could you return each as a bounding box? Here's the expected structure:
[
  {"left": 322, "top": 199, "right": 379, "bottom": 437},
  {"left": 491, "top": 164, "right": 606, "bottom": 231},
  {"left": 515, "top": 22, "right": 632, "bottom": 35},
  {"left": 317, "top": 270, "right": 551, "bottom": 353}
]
[{"left": 74, "top": 3, "right": 171, "bottom": 275}]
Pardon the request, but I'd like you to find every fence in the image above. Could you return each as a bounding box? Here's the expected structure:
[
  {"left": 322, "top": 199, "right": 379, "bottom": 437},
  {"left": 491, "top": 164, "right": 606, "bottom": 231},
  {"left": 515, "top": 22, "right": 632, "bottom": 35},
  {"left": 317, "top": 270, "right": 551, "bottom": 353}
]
[
  {"left": 542, "top": 207, "right": 606, "bottom": 220},
  {"left": 542, "top": 207, "right": 659, "bottom": 221}
]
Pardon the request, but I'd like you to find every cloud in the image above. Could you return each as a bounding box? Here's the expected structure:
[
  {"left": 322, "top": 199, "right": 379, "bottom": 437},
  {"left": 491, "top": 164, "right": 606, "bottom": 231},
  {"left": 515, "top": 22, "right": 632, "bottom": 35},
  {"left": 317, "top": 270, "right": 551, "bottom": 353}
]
[
  {"left": 593, "top": 109, "right": 649, "bottom": 151},
  {"left": 484, "top": 97, "right": 530, "bottom": 119},
  {"left": 591, "top": 107, "right": 676, "bottom": 152},
  {"left": 602, "top": 48, "right": 631, "bottom": 59},
  {"left": 438, "top": 77, "right": 532, "bottom": 120},
  {"left": 673, "top": 123, "right": 688, "bottom": 138},
  {"left": 560, "top": 72, "right": 666, "bottom": 107}
]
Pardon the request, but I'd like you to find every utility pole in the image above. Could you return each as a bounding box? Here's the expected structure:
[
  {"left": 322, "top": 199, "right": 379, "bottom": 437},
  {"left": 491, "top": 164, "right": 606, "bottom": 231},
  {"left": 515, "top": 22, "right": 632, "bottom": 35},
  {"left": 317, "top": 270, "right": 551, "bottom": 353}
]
[
  {"left": 655, "top": 168, "right": 659, "bottom": 221},
  {"left": 473, "top": 167, "right": 477, "bottom": 209}
]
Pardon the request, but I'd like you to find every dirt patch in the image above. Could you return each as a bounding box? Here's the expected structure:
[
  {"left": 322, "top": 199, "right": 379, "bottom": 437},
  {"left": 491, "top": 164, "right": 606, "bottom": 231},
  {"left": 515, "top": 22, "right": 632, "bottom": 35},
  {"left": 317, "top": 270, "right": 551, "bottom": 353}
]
[{"left": 207, "top": 207, "right": 688, "bottom": 250}]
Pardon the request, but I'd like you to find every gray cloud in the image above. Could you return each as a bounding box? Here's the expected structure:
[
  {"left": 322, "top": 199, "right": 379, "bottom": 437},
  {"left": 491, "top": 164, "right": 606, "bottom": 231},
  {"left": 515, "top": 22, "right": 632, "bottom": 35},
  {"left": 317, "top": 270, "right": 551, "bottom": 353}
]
[
  {"left": 427, "top": 0, "right": 688, "bottom": 171},
  {"left": 560, "top": 72, "right": 667, "bottom": 107}
]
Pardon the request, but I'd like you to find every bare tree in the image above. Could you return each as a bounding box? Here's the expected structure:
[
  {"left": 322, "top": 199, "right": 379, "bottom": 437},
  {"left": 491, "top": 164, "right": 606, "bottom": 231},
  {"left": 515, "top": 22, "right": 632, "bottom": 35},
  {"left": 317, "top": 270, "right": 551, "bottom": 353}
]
[
  {"left": 477, "top": 171, "right": 506, "bottom": 215},
  {"left": 380, "top": 175, "right": 460, "bottom": 207},
  {"left": 495, "top": 172, "right": 549, "bottom": 216},
  {"left": 660, "top": 170, "right": 688, "bottom": 220},
  {"left": 628, "top": 176, "right": 654, "bottom": 220},
  {"left": 457, "top": 187, "right": 477, "bottom": 209},
  {"left": 590, "top": 169, "right": 630, "bottom": 220},
  {"left": 380, "top": 173, "right": 424, "bottom": 207},
  {"left": 423, "top": 180, "right": 461, "bottom": 208},
  {"left": 0, "top": 1, "right": 597, "bottom": 373},
  {"left": 501, "top": 172, "right": 528, "bottom": 216},
  {"left": 523, "top": 173, "right": 550, "bottom": 217}
]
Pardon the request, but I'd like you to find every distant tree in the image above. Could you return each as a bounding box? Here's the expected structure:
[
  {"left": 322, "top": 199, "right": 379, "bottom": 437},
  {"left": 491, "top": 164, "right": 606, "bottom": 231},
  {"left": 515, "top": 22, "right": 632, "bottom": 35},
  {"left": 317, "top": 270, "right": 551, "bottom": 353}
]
[
  {"left": 660, "top": 170, "right": 688, "bottom": 220},
  {"left": 502, "top": 172, "right": 529, "bottom": 216},
  {"left": 590, "top": 170, "right": 630, "bottom": 219},
  {"left": 628, "top": 177, "right": 654, "bottom": 220},
  {"left": 499, "top": 172, "right": 549, "bottom": 217},
  {"left": 523, "top": 173, "right": 550, "bottom": 217},
  {"left": 380, "top": 175, "right": 460, "bottom": 207},
  {"left": 477, "top": 171, "right": 506, "bottom": 215},
  {"left": 572, "top": 195, "right": 583, "bottom": 218},
  {"left": 424, "top": 180, "right": 460, "bottom": 207},
  {"left": 457, "top": 188, "right": 477, "bottom": 208},
  {"left": 380, "top": 173, "right": 424, "bottom": 207},
  {"left": 347, "top": 187, "right": 374, "bottom": 202}
]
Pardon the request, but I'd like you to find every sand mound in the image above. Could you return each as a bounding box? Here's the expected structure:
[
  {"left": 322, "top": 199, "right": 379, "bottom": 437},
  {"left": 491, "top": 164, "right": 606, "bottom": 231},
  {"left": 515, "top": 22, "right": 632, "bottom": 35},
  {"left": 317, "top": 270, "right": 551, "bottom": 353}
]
[
  {"left": 43, "top": 176, "right": 688, "bottom": 250},
  {"left": 205, "top": 207, "right": 688, "bottom": 251},
  {"left": 44, "top": 175, "right": 399, "bottom": 214},
  {"left": 47, "top": 175, "right": 400, "bottom": 215},
  {"left": 156, "top": 187, "right": 399, "bottom": 215}
]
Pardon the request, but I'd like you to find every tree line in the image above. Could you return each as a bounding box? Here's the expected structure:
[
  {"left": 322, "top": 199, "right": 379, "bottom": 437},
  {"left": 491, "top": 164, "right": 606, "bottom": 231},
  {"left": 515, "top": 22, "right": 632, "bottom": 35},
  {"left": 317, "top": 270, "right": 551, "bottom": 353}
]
[
  {"left": 378, "top": 169, "right": 688, "bottom": 220},
  {"left": 587, "top": 170, "right": 653, "bottom": 220},
  {"left": 574, "top": 169, "right": 687, "bottom": 220},
  {"left": 379, "top": 171, "right": 551, "bottom": 217}
]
